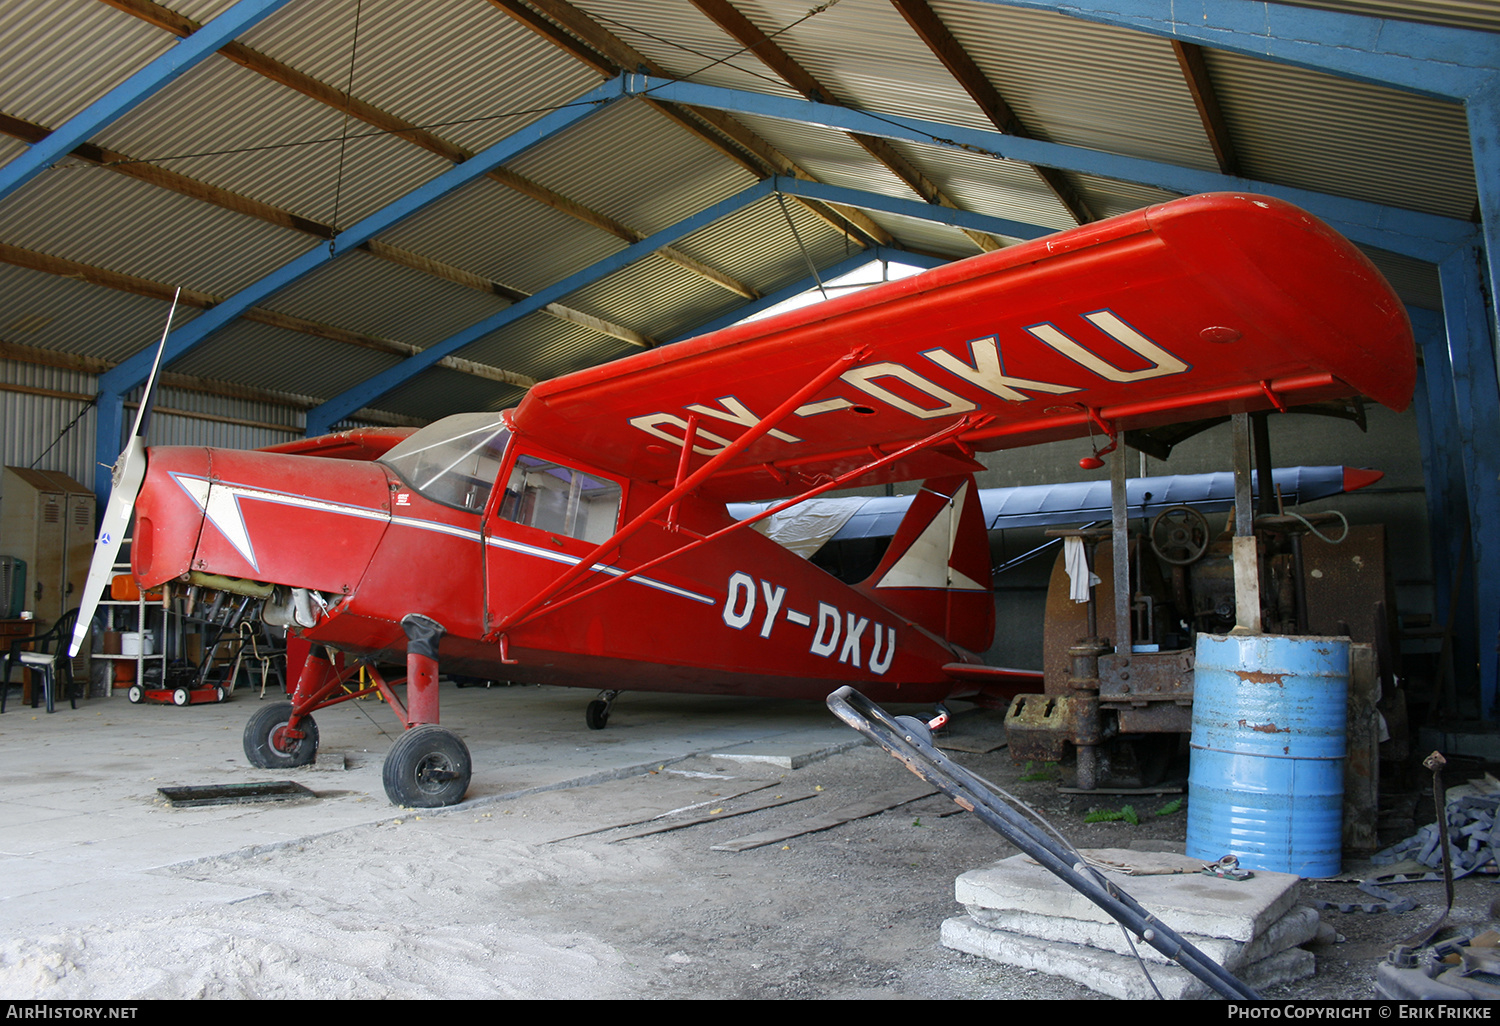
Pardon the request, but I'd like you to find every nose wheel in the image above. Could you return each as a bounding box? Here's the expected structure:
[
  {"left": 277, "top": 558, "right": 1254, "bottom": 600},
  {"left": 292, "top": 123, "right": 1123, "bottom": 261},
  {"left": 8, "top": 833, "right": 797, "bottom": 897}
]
[
  {"left": 585, "top": 689, "right": 620, "bottom": 730},
  {"left": 382, "top": 724, "right": 472, "bottom": 807}
]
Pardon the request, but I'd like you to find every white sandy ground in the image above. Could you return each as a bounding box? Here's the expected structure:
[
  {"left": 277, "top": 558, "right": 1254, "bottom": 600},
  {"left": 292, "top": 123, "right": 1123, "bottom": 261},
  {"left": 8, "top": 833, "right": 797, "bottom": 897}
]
[{"left": 2, "top": 688, "right": 1495, "bottom": 1000}]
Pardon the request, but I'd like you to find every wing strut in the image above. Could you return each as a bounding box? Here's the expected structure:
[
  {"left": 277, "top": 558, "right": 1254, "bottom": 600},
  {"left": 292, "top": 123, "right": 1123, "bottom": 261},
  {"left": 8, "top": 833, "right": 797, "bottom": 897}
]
[
  {"left": 493, "top": 412, "right": 992, "bottom": 634},
  {"left": 493, "top": 346, "right": 869, "bottom": 635}
]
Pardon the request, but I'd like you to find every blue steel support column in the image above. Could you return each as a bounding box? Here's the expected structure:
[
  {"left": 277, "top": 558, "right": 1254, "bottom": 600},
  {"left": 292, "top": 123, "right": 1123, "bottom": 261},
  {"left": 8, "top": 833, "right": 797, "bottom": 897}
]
[
  {"left": 0, "top": 0, "right": 296, "bottom": 205},
  {"left": 1468, "top": 83, "right": 1500, "bottom": 348},
  {"left": 1411, "top": 308, "right": 1476, "bottom": 712},
  {"left": 1438, "top": 249, "right": 1500, "bottom": 717},
  {"left": 89, "top": 77, "right": 627, "bottom": 501},
  {"left": 92, "top": 394, "right": 126, "bottom": 510}
]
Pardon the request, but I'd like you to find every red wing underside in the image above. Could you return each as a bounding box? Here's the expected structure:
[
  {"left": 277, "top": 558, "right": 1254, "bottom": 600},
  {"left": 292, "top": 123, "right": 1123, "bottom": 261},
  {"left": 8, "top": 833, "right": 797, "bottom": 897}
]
[{"left": 513, "top": 193, "right": 1414, "bottom": 503}]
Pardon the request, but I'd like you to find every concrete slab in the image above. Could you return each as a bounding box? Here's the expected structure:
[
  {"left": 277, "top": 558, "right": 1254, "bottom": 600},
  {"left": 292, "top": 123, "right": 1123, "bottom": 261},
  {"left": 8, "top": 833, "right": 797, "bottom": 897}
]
[
  {"left": 963, "top": 903, "right": 1320, "bottom": 969},
  {"left": 955, "top": 849, "right": 1303, "bottom": 942},
  {"left": 713, "top": 738, "right": 864, "bottom": 769},
  {"left": 941, "top": 914, "right": 1316, "bottom": 999}
]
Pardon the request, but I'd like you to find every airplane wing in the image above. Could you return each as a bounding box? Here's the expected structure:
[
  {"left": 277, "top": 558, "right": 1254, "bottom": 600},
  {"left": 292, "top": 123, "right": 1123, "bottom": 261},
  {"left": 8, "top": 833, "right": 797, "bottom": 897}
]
[
  {"left": 512, "top": 193, "right": 1414, "bottom": 503},
  {"left": 260, "top": 426, "right": 416, "bottom": 461}
]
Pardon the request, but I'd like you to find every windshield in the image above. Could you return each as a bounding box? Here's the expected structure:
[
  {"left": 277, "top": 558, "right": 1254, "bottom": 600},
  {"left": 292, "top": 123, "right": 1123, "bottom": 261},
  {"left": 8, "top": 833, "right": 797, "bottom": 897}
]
[{"left": 378, "top": 412, "right": 511, "bottom": 513}]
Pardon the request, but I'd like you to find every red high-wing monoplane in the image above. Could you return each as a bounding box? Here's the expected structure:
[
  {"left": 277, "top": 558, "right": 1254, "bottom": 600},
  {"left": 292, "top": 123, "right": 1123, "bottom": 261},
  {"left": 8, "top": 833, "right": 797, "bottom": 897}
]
[{"left": 71, "top": 193, "right": 1415, "bottom": 807}]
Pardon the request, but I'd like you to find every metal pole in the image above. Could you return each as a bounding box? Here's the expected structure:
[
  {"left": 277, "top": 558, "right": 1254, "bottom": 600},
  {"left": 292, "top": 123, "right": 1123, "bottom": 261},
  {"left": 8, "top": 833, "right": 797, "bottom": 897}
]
[{"left": 1232, "top": 413, "right": 1262, "bottom": 632}]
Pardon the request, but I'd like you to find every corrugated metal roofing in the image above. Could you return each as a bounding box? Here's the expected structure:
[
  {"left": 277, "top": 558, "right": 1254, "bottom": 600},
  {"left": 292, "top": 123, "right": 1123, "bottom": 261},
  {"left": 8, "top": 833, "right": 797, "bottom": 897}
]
[
  {"left": 0, "top": 0, "right": 174, "bottom": 128},
  {"left": 0, "top": 0, "right": 1487, "bottom": 437},
  {"left": 1205, "top": 49, "right": 1475, "bottom": 218},
  {"left": 1284, "top": 0, "right": 1500, "bottom": 34}
]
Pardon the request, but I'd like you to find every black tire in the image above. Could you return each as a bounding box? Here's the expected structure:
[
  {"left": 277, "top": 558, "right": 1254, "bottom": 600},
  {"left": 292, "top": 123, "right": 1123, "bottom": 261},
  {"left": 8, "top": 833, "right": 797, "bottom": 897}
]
[
  {"left": 585, "top": 700, "right": 610, "bottom": 730},
  {"left": 243, "top": 701, "right": 319, "bottom": 768},
  {"left": 172, "top": 687, "right": 190, "bottom": 706},
  {"left": 127, "top": 684, "right": 143, "bottom": 704},
  {"left": 382, "top": 725, "right": 471, "bottom": 807}
]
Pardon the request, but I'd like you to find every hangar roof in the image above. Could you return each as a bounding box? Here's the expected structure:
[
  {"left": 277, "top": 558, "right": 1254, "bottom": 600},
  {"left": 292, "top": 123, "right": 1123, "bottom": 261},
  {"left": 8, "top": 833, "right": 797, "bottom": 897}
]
[{"left": 0, "top": 0, "right": 1492, "bottom": 428}]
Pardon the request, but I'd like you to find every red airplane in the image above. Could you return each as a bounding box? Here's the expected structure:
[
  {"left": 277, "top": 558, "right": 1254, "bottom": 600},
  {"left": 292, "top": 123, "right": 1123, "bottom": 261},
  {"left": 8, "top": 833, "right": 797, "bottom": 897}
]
[{"left": 70, "top": 193, "right": 1415, "bottom": 808}]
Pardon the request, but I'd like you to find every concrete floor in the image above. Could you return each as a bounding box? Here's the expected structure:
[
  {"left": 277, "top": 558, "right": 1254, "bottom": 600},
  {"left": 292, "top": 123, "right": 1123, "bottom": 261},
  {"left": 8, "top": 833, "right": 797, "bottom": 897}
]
[{"left": 0, "top": 683, "right": 864, "bottom": 936}]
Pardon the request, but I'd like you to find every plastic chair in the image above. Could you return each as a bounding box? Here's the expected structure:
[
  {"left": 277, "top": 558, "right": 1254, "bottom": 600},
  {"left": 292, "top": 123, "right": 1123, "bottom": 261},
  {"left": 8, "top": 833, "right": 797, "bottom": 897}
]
[{"left": 2, "top": 607, "right": 81, "bottom": 714}]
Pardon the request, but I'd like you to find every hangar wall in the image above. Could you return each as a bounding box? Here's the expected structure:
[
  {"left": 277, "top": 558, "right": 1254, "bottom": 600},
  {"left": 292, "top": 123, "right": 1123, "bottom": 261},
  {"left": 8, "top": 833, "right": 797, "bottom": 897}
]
[{"left": 0, "top": 358, "right": 303, "bottom": 500}]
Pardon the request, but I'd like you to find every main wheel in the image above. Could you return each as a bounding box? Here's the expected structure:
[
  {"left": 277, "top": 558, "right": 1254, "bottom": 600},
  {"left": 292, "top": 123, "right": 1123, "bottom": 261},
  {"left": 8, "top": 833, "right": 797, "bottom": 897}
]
[
  {"left": 585, "top": 699, "right": 610, "bottom": 730},
  {"left": 243, "top": 701, "right": 319, "bottom": 768},
  {"left": 382, "top": 725, "right": 471, "bottom": 808}
]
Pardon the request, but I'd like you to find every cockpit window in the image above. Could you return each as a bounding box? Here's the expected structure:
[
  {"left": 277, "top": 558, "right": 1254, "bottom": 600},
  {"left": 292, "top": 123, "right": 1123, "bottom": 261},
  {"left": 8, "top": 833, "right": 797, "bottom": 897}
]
[
  {"left": 499, "top": 454, "right": 621, "bottom": 544},
  {"left": 378, "top": 413, "right": 511, "bottom": 513}
]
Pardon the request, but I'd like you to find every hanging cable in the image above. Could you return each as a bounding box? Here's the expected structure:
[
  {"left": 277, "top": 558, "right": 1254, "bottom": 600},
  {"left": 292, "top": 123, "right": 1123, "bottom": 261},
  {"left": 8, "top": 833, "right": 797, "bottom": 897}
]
[
  {"left": 775, "top": 191, "right": 827, "bottom": 300},
  {"left": 328, "top": 0, "right": 366, "bottom": 256},
  {"left": 29, "top": 395, "right": 97, "bottom": 469}
]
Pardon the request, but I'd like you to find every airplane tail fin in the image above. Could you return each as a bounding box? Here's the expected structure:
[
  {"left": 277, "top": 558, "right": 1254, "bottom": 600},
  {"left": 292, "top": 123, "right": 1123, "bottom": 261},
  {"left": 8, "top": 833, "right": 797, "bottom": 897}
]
[{"left": 855, "top": 475, "right": 994, "bottom": 654}]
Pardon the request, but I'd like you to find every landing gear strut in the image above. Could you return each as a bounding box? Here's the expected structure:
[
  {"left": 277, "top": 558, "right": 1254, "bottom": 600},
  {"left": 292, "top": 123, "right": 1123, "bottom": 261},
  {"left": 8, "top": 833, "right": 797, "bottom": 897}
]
[
  {"left": 586, "top": 689, "right": 620, "bottom": 730},
  {"left": 378, "top": 614, "right": 473, "bottom": 807}
]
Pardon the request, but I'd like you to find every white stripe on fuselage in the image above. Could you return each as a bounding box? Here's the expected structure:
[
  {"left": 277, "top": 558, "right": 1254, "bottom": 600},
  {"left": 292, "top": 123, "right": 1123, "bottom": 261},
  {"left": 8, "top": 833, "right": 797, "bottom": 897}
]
[{"left": 171, "top": 474, "right": 711, "bottom": 604}]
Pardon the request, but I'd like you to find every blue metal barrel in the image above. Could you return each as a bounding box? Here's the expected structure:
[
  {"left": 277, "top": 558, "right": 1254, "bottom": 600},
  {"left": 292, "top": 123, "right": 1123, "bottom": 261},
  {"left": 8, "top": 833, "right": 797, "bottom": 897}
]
[{"left": 1185, "top": 633, "right": 1350, "bottom": 877}]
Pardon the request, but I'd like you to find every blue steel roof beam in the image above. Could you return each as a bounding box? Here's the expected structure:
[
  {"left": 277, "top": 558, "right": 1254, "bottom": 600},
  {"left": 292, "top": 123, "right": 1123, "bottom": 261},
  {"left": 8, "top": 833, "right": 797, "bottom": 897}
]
[
  {"left": 97, "top": 77, "right": 627, "bottom": 398},
  {"left": 0, "top": 0, "right": 297, "bottom": 205},
  {"left": 305, "top": 176, "right": 783, "bottom": 435},
  {"left": 963, "top": 0, "right": 1498, "bottom": 102},
  {"left": 627, "top": 78, "right": 1476, "bottom": 262},
  {"left": 774, "top": 178, "right": 1057, "bottom": 243}
]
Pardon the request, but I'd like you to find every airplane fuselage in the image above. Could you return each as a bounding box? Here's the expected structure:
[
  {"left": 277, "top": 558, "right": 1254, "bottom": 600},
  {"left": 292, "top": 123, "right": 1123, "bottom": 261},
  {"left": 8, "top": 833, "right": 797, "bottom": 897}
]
[{"left": 133, "top": 428, "right": 982, "bottom": 705}]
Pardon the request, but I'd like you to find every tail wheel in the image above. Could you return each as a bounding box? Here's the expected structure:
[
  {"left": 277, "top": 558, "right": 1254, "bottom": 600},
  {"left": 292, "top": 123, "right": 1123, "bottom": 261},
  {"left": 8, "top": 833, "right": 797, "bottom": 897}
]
[
  {"left": 585, "top": 700, "right": 610, "bottom": 730},
  {"left": 243, "top": 701, "right": 319, "bottom": 768},
  {"left": 585, "top": 689, "right": 620, "bottom": 730},
  {"left": 382, "top": 725, "right": 471, "bottom": 807}
]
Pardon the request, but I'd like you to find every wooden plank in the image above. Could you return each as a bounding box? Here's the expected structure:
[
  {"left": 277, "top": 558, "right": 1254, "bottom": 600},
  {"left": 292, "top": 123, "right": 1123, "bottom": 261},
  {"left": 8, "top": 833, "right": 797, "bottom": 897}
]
[
  {"left": 710, "top": 785, "right": 936, "bottom": 851},
  {"left": 610, "top": 791, "right": 816, "bottom": 841},
  {"left": 1172, "top": 40, "right": 1240, "bottom": 176},
  {"left": 545, "top": 780, "right": 780, "bottom": 842}
]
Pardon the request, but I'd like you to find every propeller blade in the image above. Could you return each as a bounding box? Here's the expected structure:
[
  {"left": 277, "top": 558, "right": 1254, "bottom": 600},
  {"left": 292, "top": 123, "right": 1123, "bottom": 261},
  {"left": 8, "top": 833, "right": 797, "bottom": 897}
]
[{"left": 68, "top": 290, "right": 180, "bottom": 659}]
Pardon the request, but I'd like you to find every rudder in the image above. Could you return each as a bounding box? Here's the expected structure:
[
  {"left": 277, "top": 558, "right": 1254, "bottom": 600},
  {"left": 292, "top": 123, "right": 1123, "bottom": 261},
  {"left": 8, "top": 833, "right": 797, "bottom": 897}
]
[{"left": 854, "top": 475, "right": 994, "bottom": 654}]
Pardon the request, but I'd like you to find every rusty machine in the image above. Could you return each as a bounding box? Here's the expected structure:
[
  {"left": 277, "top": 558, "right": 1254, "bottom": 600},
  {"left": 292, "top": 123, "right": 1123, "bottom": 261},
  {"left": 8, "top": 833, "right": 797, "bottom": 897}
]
[{"left": 1005, "top": 411, "right": 1396, "bottom": 810}]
